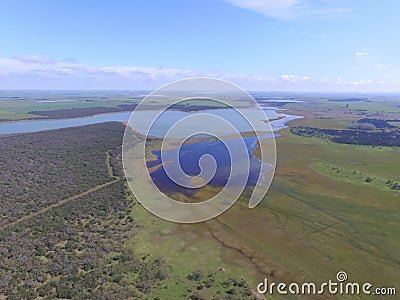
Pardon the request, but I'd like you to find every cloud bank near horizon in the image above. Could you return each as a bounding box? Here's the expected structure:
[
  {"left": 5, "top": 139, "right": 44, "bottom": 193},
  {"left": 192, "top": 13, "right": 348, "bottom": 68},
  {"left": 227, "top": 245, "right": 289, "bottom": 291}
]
[
  {"left": 0, "top": 55, "right": 398, "bottom": 92},
  {"left": 223, "top": 0, "right": 350, "bottom": 20}
]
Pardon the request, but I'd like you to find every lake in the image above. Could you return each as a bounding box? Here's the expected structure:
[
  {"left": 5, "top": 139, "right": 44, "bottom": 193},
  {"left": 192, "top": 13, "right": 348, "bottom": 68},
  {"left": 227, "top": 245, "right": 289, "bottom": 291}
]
[
  {"left": 0, "top": 105, "right": 302, "bottom": 197},
  {"left": 147, "top": 133, "right": 277, "bottom": 197},
  {"left": 0, "top": 107, "right": 302, "bottom": 136}
]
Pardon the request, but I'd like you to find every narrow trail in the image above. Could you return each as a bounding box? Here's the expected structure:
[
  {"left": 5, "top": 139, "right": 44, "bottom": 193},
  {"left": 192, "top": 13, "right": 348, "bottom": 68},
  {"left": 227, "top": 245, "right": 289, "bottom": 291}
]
[
  {"left": 106, "top": 150, "right": 119, "bottom": 179},
  {"left": 1, "top": 178, "right": 123, "bottom": 231},
  {"left": 1, "top": 150, "right": 123, "bottom": 231}
]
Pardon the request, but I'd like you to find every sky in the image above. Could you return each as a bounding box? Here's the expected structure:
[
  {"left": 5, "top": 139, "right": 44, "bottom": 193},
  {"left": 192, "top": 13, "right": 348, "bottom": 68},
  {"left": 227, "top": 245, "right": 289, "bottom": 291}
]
[{"left": 0, "top": 0, "right": 399, "bottom": 91}]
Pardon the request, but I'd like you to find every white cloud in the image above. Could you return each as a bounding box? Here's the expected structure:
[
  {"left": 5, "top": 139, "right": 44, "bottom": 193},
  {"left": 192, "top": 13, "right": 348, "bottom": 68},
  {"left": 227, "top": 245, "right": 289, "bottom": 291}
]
[
  {"left": 280, "top": 74, "right": 297, "bottom": 81},
  {"left": 12, "top": 54, "right": 55, "bottom": 64},
  {"left": 0, "top": 54, "right": 398, "bottom": 91},
  {"left": 376, "top": 63, "right": 387, "bottom": 71},
  {"left": 224, "top": 0, "right": 349, "bottom": 20},
  {"left": 355, "top": 50, "right": 389, "bottom": 73},
  {"left": 356, "top": 51, "right": 371, "bottom": 58},
  {"left": 0, "top": 55, "right": 199, "bottom": 81},
  {"left": 279, "top": 74, "right": 311, "bottom": 81},
  {"left": 334, "top": 78, "right": 342, "bottom": 84},
  {"left": 349, "top": 79, "right": 373, "bottom": 86},
  {"left": 224, "top": 0, "right": 300, "bottom": 19}
]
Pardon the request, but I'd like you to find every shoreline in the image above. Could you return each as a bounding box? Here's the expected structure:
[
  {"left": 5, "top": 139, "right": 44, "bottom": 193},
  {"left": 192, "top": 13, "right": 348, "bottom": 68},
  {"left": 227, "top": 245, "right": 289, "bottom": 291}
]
[
  {"left": 0, "top": 101, "right": 298, "bottom": 125},
  {"left": 0, "top": 106, "right": 303, "bottom": 136},
  {"left": 0, "top": 104, "right": 235, "bottom": 124}
]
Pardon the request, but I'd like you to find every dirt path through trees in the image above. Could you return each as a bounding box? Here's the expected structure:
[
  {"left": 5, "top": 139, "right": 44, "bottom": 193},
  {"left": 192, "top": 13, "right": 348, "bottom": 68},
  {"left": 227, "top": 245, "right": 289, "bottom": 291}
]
[{"left": 1, "top": 178, "right": 123, "bottom": 230}]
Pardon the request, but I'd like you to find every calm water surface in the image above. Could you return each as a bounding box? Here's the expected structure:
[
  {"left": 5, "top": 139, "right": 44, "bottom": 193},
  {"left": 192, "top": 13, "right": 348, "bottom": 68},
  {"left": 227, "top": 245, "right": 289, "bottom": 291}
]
[
  {"left": 0, "top": 108, "right": 301, "bottom": 136},
  {"left": 0, "top": 106, "right": 302, "bottom": 195},
  {"left": 147, "top": 133, "right": 278, "bottom": 196}
]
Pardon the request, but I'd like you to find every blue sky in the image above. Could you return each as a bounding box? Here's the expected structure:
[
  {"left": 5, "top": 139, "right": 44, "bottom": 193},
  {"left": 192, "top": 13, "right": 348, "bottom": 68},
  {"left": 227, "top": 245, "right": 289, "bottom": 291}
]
[{"left": 0, "top": 0, "right": 399, "bottom": 91}]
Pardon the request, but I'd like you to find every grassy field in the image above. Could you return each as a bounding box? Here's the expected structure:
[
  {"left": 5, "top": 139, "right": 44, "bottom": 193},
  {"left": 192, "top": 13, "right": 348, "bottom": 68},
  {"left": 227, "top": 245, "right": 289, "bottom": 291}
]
[
  {"left": 120, "top": 132, "right": 399, "bottom": 299},
  {"left": 127, "top": 200, "right": 258, "bottom": 299},
  {"left": 267, "top": 130, "right": 400, "bottom": 277},
  {"left": 130, "top": 100, "right": 400, "bottom": 299},
  {"left": 316, "top": 162, "right": 400, "bottom": 192},
  {"left": 0, "top": 90, "right": 250, "bottom": 121},
  {"left": 0, "top": 91, "right": 143, "bottom": 120},
  {"left": 1, "top": 92, "right": 399, "bottom": 299},
  {"left": 117, "top": 94, "right": 400, "bottom": 298}
]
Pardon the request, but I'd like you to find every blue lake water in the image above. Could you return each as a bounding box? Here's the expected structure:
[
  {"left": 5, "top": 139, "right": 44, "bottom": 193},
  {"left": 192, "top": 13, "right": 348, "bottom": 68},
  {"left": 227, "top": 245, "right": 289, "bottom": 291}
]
[
  {"left": 147, "top": 133, "right": 278, "bottom": 197},
  {"left": 0, "top": 108, "right": 301, "bottom": 136},
  {"left": 0, "top": 112, "right": 133, "bottom": 135},
  {"left": 0, "top": 106, "right": 301, "bottom": 196}
]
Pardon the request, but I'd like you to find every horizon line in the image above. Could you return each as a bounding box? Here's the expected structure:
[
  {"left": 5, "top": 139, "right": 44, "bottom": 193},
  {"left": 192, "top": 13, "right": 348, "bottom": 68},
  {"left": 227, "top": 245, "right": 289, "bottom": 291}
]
[{"left": 1, "top": 89, "right": 400, "bottom": 94}]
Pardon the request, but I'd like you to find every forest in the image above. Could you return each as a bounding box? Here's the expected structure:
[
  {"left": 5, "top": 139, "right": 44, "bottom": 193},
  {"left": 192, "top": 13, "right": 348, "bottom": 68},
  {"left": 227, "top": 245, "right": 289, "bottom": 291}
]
[
  {"left": 29, "top": 104, "right": 137, "bottom": 119},
  {"left": 0, "top": 123, "right": 169, "bottom": 299},
  {"left": 0, "top": 122, "right": 255, "bottom": 299},
  {"left": 0, "top": 123, "right": 125, "bottom": 226},
  {"left": 291, "top": 118, "right": 400, "bottom": 147},
  {"left": 28, "top": 101, "right": 228, "bottom": 119}
]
